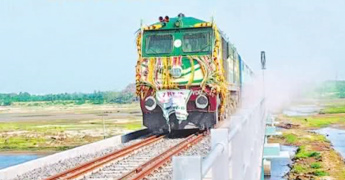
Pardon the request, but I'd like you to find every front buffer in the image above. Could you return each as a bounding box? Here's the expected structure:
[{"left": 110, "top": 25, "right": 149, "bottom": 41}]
[{"left": 140, "top": 87, "right": 219, "bottom": 133}]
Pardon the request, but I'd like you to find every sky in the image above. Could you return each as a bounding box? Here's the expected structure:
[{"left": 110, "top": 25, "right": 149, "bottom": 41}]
[{"left": 0, "top": 0, "right": 344, "bottom": 94}]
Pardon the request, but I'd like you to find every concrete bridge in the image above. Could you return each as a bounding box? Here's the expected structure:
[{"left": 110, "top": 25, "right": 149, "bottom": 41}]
[
  {"left": 173, "top": 98, "right": 289, "bottom": 180},
  {"left": 0, "top": 99, "right": 288, "bottom": 180}
]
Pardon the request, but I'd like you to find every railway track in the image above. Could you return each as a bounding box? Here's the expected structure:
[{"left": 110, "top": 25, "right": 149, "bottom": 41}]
[{"left": 45, "top": 133, "right": 204, "bottom": 180}]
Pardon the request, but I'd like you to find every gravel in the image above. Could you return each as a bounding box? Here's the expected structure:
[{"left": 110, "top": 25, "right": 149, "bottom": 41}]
[
  {"left": 82, "top": 138, "right": 183, "bottom": 180},
  {"left": 10, "top": 135, "right": 212, "bottom": 180},
  {"left": 145, "top": 136, "right": 211, "bottom": 180},
  {"left": 10, "top": 139, "right": 141, "bottom": 180}
]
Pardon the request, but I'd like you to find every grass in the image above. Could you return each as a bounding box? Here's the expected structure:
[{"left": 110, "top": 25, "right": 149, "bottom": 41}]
[
  {"left": 313, "top": 170, "right": 329, "bottom": 176},
  {"left": 292, "top": 164, "right": 307, "bottom": 173},
  {"left": 287, "top": 116, "right": 344, "bottom": 128},
  {"left": 322, "top": 104, "right": 345, "bottom": 114},
  {"left": 283, "top": 99, "right": 345, "bottom": 128},
  {"left": 308, "top": 134, "right": 328, "bottom": 142},
  {"left": 0, "top": 119, "right": 142, "bottom": 151},
  {"left": 295, "top": 145, "right": 321, "bottom": 159},
  {"left": 295, "top": 145, "right": 309, "bottom": 159},
  {"left": 123, "top": 121, "right": 143, "bottom": 130},
  {"left": 291, "top": 146, "right": 328, "bottom": 177},
  {"left": 310, "top": 162, "right": 322, "bottom": 169},
  {"left": 0, "top": 136, "right": 46, "bottom": 150},
  {"left": 276, "top": 99, "right": 345, "bottom": 179},
  {"left": 280, "top": 131, "right": 328, "bottom": 146},
  {"left": 283, "top": 133, "right": 297, "bottom": 144},
  {"left": 0, "top": 131, "right": 104, "bottom": 151},
  {"left": 0, "top": 103, "right": 143, "bottom": 152},
  {"left": 309, "top": 151, "right": 321, "bottom": 158}
]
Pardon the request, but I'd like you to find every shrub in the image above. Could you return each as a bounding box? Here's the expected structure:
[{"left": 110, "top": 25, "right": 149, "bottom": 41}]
[
  {"left": 295, "top": 146, "right": 321, "bottom": 159},
  {"left": 313, "top": 170, "right": 329, "bottom": 176},
  {"left": 310, "top": 162, "right": 321, "bottom": 169},
  {"left": 284, "top": 133, "right": 297, "bottom": 144},
  {"left": 292, "top": 164, "right": 306, "bottom": 173}
]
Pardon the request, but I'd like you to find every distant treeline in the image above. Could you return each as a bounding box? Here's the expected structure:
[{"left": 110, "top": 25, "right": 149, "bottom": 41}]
[
  {"left": 316, "top": 80, "right": 345, "bottom": 98},
  {"left": 0, "top": 84, "right": 137, "bottom": 106}
]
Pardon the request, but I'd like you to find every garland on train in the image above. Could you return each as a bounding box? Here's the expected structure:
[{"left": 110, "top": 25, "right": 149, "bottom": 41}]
[{"left": 135, "top": 23, "right": 228, "bottom": 113}]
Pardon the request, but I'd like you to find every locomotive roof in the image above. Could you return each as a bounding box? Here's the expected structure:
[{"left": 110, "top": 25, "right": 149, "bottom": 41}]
[{"left": 144, "top": 15, "right": 211, "bottom": 30}]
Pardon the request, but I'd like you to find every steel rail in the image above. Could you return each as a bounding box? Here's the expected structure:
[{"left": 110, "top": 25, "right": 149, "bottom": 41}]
[
  {"left": 116, "top": 134, "right": 196, "bottom": 180},
  {"left": 45, "top": 135, "right": 163, "bottom": 180},
  {"left": 126, "top": 134, "right": 204, "bottom": 180}
]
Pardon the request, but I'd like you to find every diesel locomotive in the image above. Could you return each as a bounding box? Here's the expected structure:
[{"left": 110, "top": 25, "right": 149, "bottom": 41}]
[{"left": 135, "top": 14, "right": 253, "bottom": 133}]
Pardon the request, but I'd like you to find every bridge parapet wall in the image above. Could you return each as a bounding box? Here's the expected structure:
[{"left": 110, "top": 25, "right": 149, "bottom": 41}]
[{"left": 173, "top": 99, "right": 266, "bottom": 180}]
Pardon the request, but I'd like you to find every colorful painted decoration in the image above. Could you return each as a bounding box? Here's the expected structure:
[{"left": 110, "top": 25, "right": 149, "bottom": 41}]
[{"left": 136, "top": 18, "right": 230, "bottom": 119}]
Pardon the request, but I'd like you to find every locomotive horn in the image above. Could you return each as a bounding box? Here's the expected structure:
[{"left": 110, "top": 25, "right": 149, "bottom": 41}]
[{"left": 165, "top": 16, "right": 170, "bottom": 22}]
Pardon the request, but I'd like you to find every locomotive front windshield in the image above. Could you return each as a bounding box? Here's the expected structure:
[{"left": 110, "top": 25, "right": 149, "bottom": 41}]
[
  {"left": 182, "top": 32, "right": 211, "bottom": 53},
  {"left": 145, "top": 34, "right": 173, "bottom": 54},
  {"left": 143, "top": 28, "right": 212, "bottom": 56}
]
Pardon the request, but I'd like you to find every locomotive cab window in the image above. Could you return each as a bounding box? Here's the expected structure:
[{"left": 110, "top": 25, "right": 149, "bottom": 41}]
[
  {"left": 145, "top": 34, "right": 173, "bottom": 54},
  {"left": 222, "top": 37, "right": 229, "bottom": 60},
  {"left": 182, "top": 32, "right": 211, "bottom": 53}
]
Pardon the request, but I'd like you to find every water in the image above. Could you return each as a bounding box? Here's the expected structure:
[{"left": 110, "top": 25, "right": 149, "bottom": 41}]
[
  {"left": 0, "top": 154, "right": 43, "bottom": 170},
  {"left": 283, "top": 105, "right": 321, "bottom": 117},
  {"left": 265, "top": 145, "right": 297, "bottom": 180},
  {"left": 314, "top": 127, "right": 345, "bottom": 159}
]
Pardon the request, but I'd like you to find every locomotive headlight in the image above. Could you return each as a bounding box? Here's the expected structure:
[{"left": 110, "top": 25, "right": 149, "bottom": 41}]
[
  {"left": 195, "top": 95, "right": 208, "bottom": 109},
  {"left": 174, "top": 21, "right": 180, "bottom": 27},
  {"left": 144, "top": 96, "right": 157, "bottom": 111},
  {"left": 170, "top": 66, "right": 182, "bottom": 78}
]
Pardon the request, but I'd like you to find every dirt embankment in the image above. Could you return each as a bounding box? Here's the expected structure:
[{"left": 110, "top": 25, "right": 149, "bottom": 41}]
[{"left": 269, "top": 114, "right": 345, "bottom": 180}]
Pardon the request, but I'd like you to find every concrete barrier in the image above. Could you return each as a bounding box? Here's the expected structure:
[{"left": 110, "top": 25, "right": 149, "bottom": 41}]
[{"left": 0, "top": 134, "right": 122, "bottom": 179}]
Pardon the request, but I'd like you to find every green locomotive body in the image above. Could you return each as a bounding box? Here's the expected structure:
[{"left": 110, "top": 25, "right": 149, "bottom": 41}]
[{"left": 135, "top": 14, "right": 252, "bottom": 132}]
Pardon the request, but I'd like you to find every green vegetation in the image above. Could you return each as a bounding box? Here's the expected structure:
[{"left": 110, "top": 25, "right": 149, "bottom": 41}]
[
  {"left": 291, "top": 163, "right": 327, "bottom": 176},
  {"left": 0, "top": 85, "right": 142, "bottom": 153},
  {"left": 0, "top": 119, "right": 143, "bottom": 151},
  {"left": 0, "top": 121, "right": 92, "bottom": 151},
  {"left": 0, "top": 136, "right": 48, "bottom": 151},
  {"left": 295, "top": 146, "right": 309, "bottom": 159},
  {"left": 283, "top": 133, "right": 297, "bottom": 144},
  {"left": 0, "top": 84, "right": 136, "bottom": 106},
  {"left": 287, "top": 116, "right": 344, "bottom": 128},
  {"left": 0, "top": 103, "right": 143, "bottom": 152},
  {"left": 322, "top": 105, "right": 345, "bottom": 114},
  {"left": 122, "top": 121, "right": 143, "bottom": 130},
  {"left": 273, "top": 98, "right": 345, "bottom": 179},
  {"left": 292, "top": 164, "right": 307, "bottom": 173},
  {"left": 310, "top": 162, "right": 322, "bottom": 169},
  {"left": 291, "top": 146, "right": 327, "bottom": 177},
  {"left": 281, "top": 131, "right": 328, "bottom": 146},
  {"left": 313, "top": 170, "right": 329, "bottom": 176},
  {"left": 295, "top": 146, "right": 321, "bottom": 159}
]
